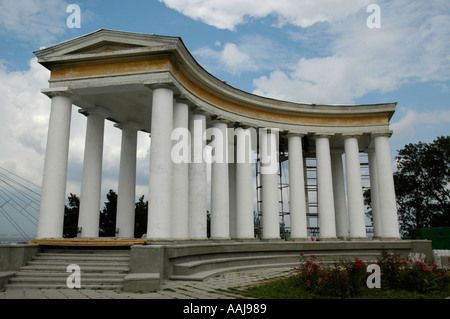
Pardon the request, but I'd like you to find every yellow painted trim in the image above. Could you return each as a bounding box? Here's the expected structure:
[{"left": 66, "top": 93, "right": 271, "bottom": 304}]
[
  {"left": 49, "top": 57, "right": 389, "bottom": 127},
  {"left": 50, "top": 58, "right": 170, "bottom": 80},
  {"left": 171, "top": 63, "right": 389, "bottom": 127}
]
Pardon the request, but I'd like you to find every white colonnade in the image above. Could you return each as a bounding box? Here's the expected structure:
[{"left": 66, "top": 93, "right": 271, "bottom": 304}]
[{"left": 37, "top": 86, "right": 401, "bottom": 242}]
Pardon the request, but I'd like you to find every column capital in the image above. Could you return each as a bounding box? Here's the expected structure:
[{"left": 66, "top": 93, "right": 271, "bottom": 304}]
[
  {"left": 174, "top": 94, "right": 194, "bottom": 106},
  {"left": 285, "top": 132, "right": 306, "bottom": 138},
  {"left": 313, "top": 133, "right": 334, "bottom": 139},
  {"left": 144, "top": 82, "right": 180, "bottom": 95},
  {"left": 190, "top": 108, "right": 208, "bottom": 117},
  {"left": 210, "top": 119, "right": 229, "bottom": 128},
  {"left": 78, "top": 106, "right": 110, "bottom": 119},
  {"left": 114, "top": 121, "right": 143, "bottom": 132},
  {"left": 41, "top": 87, "right": 72, "bottom": 98},
  {"left": 341, "top": 133, "right": 363, "bottom": 140},
  {"left": 371, "top": 131, "right": 393, "bottom": 138}
]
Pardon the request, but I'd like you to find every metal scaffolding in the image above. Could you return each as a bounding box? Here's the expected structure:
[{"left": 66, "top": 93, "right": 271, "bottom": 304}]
[{"left": 254, "top": 138, "right": 373, "bottom": 240}]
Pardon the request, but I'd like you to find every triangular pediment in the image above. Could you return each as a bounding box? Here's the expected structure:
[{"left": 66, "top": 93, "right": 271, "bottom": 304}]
[
  {"left": 67, "top": 41, "right": 147, "bottom": 55},
  {"left": 34, "top": 29, "right": 182, "bottom": 67}
]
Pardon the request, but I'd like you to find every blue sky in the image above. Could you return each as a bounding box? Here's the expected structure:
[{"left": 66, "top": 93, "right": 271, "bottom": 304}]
[{"left": 0, "top": 0, "right": 449, "bottom": 236}]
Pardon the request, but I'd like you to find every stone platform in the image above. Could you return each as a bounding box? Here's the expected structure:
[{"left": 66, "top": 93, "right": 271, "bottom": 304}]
[{"left": 0, "top": 239, "right": 432, "bottom": 292}]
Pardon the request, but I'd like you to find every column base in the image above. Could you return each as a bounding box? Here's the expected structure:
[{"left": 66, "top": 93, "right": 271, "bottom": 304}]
[
  {"left": 348, "top": 237, "right": 372, "bottom": 241},
  {"left": 233, "top": 237, "right": 258, "bottom": 242},
  {"left": 261, "top": 238, "right": 283, "bottom": 242},
  {"left": 379, "top": 237, "right": 402, "bottom": 241},
  {"left": 210, "top": 238, "right": 231, "bottom": 243},
  {"left": 317, "top": 237, "right": 339, "bottom": 242},
  {"left": 146, "top": 239, "right": 175, "bottom": 245},
  {"left": 290, "top": 237, "right": 310, "bottom": 242}
]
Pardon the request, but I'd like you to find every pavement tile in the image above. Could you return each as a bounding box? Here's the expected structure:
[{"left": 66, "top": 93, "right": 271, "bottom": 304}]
[{"left": 0, "top": 267, "right": 293, "bottom": 300}]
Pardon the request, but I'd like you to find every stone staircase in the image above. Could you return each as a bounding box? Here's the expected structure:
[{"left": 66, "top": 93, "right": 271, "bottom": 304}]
[
  {"left": 168, "top": 251, "right": 381, "bottom": 281},
  {"left": 5, "top": 248, "right": 131, "bottom": 290}
]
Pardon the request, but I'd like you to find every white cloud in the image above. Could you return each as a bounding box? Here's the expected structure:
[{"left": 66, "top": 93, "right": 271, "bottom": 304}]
[
  {"left": 194, "top": 35, "right": 293, "bottom": 76},
  {"left": 0, "top": 0, "right": 70, "bottom": 45},
  {"left": 159, "top": 0, "right": 370, "bottom": 31},
  {"left": 0, "top": 58, "right": 151, "bottom": 208},
  {"left": 391, "top": 109, "right": 450, "bottom": 140},
  {"left": 165, "top": 0, "right": 450, "bottom": 104},
  {"left": 195, "top": 42, "right": 254, "bottom": 75},
  {"left": 0, "top": 58, "right": 50, "bottom": 185},
  {"left": 252, "top": 0, "right": 450, "bottom": 104}
]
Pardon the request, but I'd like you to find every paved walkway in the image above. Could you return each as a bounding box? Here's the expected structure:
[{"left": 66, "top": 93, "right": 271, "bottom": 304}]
[{"left": 0, "top": 267, "right": 295, "bottom": 299}]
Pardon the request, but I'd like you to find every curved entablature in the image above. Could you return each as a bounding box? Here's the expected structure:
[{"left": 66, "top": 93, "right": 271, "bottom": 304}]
[{"left": 35, "top": 29, "right": 396, "bottom": 140}]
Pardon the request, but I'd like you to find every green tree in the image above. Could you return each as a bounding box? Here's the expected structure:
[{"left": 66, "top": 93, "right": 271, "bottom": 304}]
[
  {"left": 63, "top": 193, "right": 80, "bottom": 238},
  {"left": 365, "top": 136, "right": 449, "bottom": 237},
  {"left": 394, "top": 136, "right": 449, "bottom": 237},
  {"left": 99, "top": 189, "right": 118, "bottom": 237},
  {"left": 134, "top": 195, "right": 148, "bottom": 238}
]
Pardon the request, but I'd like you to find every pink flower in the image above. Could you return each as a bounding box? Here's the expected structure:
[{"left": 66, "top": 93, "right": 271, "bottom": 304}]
[{"left": 310, "top": 254, "right": 317, "bottom": 259}]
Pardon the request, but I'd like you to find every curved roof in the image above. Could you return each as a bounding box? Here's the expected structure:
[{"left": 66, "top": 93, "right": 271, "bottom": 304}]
[{"left": 35, "top": 29, "right": 396, "bottom": 137}]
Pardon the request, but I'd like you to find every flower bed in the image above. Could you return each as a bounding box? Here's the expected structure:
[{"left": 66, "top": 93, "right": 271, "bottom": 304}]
[{"left": 294, "top": 251, "right": 450, "bottom": 298}]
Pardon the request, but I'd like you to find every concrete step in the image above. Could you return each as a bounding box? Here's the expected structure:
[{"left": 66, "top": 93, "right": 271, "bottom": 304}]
[
  {"left": 172, "top": 254, "right": 299, "bottom": 276},
  {"left": 8, "top": 276, "right": 125, "bottom": 284},
  {"left": 20, "top": 264, "right": 130, "bottom": 273},
  {"left": 13, "top": 271, "right": 126, "bottom": 279},
  {"left": 170, "top": 262, "right": 298, "bottom": 281},
  {"left": 25, "top": 260, "right": 129, "bottom": 266},
  {"left": 4, "top": 283, "right": 123, "bottom": 290},
  {"left": 6, "top": 248, "right": 131, "bottom": 290},
  {"left": 33, "top": 254, "right": 130, "bottom": 261},
  {"left": 171, "top": 252, "right": 380, "bottom": 279}
]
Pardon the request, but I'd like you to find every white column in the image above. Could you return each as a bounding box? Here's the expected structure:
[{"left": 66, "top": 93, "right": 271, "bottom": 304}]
[
  {"left": 235, "top": 127, "right": 255, "bottom": 239},
  {"left": 78, "top": 110, "right": 106, "bottom": 238},
  {"left": 287, "top": 134, "right": 308, "bottom": 240},
  {"left": 373, "top": 134, "right": 401, "bottom": 239},
  {"left": 367, "top": 148, "right": 382, "bottom": 239},
  {"left": 210, "top": 122, "right": 230, "bottom": 239},
  {"left": 331, "top": 151, "right": 348, "bottom": 239},
  {"left": 172, "top": 101, "right": 190, "bottom": 240},
  {"left": 260, "top": 129, "right": 280, "bottom": 240},
  {"left": 115, "top": 123, "right": 139, "bottom": 238},
  {"left": 315, "top": 135, "right": 337, "bottom": 240},
  {"left": 188, "top": 112, "right": 207, "bottom": 239},
  {"left": 344, "top": 136, "right": 367, "bottom": 240},
  {"left": 228, "top": 129, "right": 237, "bottom": 238},
  {"left": 147, "top": 87, "right": 174, "bottom": 240},
  {"left": 37, "top": 91, "right": 72, "bottom": 239}
]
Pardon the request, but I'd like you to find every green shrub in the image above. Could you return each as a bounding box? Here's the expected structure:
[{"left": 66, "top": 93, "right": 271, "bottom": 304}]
[
  {"left": 294, "top": 251, "right": 450, "bottom": 298},
  {"left": 295, "top": 253, "right": 368, "bottom": 298}
]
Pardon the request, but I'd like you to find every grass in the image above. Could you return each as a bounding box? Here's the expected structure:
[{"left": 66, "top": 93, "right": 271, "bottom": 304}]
[{"left": 234, "top": 273, "right": 450, "bottom": 299}]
